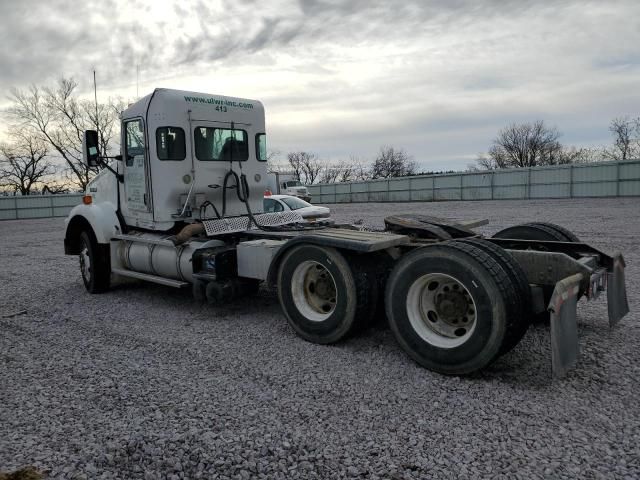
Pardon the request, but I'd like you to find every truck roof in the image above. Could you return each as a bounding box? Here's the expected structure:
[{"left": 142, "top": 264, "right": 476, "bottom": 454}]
[{"left": 122, "top": 88, "right": 264, "bottom": 121}]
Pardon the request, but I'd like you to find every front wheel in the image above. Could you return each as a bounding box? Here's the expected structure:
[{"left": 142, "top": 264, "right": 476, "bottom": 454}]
[
  {"left": 79, "top": 230, "right": 110, "bottom": 293},
  {"left": 385, "top": 242, "right": 521, "bottom": 375}
]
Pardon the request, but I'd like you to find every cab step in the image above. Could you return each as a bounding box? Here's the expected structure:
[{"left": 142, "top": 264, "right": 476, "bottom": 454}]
[{"left": 111, "top": 268, "right": 189, "bottom": 288}]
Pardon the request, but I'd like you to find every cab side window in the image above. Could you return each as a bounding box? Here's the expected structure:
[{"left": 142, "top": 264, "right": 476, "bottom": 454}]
[
  {"left": 256, "top": 133, "right": 267, "bottom": 161},
  {"left": 156, "top": 127, "right": 186, "bottom": 161},
  {"left": 125, "top": 119, "right": 145, "bottom": 166}
]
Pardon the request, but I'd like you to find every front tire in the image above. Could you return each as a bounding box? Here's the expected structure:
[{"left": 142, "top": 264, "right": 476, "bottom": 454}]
[
  {"left": 385, "top": 242, "right": 521, "bottom": 375},
  {"left": 79, "top": 230, "right": 110, "bottom": 293}
]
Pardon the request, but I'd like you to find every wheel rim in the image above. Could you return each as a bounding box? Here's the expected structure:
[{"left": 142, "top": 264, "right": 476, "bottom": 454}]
[
  {"left": 290, "top": 260, "right": 337, "bottom": 322},
  {"left": 406, "top": 273, "right": 477, "bottom": 348},
  {"left": 79, "top": 238, "right": 91, "bottom": 284}
]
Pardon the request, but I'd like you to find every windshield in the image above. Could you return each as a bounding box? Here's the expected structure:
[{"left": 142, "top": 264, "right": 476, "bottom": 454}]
[
  {"left": 281, "top": 196, "right": 312, "bottom": 210},
  {"left": 286, "top": 181, "right": 302, "bottom": 187}
]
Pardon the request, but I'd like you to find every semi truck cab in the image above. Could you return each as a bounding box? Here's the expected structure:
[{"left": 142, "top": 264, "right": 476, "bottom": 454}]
[{"left": 63, "top": 88, "right": 629, "bottom": 378}]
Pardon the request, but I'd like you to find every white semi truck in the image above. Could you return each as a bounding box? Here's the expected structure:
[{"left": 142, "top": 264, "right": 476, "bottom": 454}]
[
  {"left": 64, "top": 88, "right": 629, "bottom": 377},
  {"left": 266, "top": 172, "right": 311, "bottom": 202}
]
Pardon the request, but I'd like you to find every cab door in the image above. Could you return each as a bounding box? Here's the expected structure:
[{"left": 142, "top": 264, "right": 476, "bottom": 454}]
[{"left": 121, "top": 118, "right": 153, "bottom": 225}]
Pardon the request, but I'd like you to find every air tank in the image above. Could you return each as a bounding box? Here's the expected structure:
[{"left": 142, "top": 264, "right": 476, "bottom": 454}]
[{"left": 117, "top": 233, "right": 224, "bottom": 283}]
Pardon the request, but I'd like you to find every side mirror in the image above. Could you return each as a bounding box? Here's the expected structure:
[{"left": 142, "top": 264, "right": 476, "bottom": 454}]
[{"left": 82, "top": 130, "right": 100, "bottom": 167}]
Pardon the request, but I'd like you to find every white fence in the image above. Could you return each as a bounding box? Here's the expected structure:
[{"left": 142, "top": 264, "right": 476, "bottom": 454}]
[
  {"left": 307, "top": 160, "right": 640, "bottom": 203},
  {"left": 0, "top": 194, "right": 83, "bottom": 221},
  {"left": 1, "top": 160, "right": 639, "bottom": 221}
]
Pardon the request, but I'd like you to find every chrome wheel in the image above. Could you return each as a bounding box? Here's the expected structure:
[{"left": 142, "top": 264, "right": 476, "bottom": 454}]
[
  {"left": 290, "top": 260, "right": 338, "bottom": 322},
  {"left": 406, "top": 273, "right": 477, "bottom": 348}
]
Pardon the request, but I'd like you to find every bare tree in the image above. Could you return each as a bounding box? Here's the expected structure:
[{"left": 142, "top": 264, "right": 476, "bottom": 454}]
[
  {"left": 558, "top": 146, "right": 600, "bottom": 164},
  {"left": 286, "top": 151, "right": 323, "bottom": 184},
  {"left": 336, "top": 158, "right": 357, "bottom": 183},
  {"left": 41, "top": 183, "right": 70, "bottom": 194},
  {"left": 319, "top": 157, "right": 370, "bottom": 183},
  {"left": 7, "top": 78, "right": 124, "bottom": 190},
  {"left": 337, "top": 156, "right": 375, "bottom": 182},
  {"left": 301, "top": 152, "right": 323, "bottom": 184},
  {"left": 474, "top": 155, "right": 497, "bottom": 170},
  {"left": 371, "top": 146, "right": 416, "bottom": 179},
  {"left": 477, "top": 120, "right": 565, "bottom": 169},
  {"left": 286, "top": 151, "right": 305, "bottom": 181},
  {"left": 319, "top": 164, "right": 340, "bottom": 184},
  {"left": 604, "top": 117, "right": 640, "bottom": 161},
  {"left": 349, "top": 156, "right": 371, "bottom": 181},
  {"left": 0, "top": 133, "right": 54, "bottom": 195}
]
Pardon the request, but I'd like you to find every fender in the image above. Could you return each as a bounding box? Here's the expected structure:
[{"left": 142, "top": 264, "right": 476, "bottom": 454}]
[
  {"left": 64, "top": 201, "right": 122, "bottom": 254},
  {"left": 265, "top": 232, "right": 405, "bottom": 286}
]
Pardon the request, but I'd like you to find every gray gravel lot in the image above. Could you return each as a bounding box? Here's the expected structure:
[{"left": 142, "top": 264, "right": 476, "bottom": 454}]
[{"left": 1, "top": 197, "right": 639, "bottom": 479}]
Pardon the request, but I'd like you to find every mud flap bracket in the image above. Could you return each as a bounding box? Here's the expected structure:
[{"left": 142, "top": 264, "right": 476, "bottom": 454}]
[
  {"left": 607, "top": 253, "right": 629, "bottom": 327},
  {"left": 548, "top": 273, "right": 583, "bottom": 378}
]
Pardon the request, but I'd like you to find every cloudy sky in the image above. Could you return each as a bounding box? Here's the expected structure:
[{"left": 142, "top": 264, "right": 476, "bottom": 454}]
[{"left": 1, "top": 0, "right": 639, "bottom": 171}]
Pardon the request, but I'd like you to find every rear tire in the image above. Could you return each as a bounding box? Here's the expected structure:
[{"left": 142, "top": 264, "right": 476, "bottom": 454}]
[
  {"left": 385, "top": 242, "right": 521, "bottom": 375},
  {"left": 346, "top": 253, "right": 381, "bottom": 331},
  {"left": 492, "top": 222, "right": 568, "bottom": 242},
  {"left": 527, "top": 222, "right": 580, "bottom": 242},
  {"left": 79, "top": 230, "right": 110, "bottom": 293},
  {"left": 277, "top": 245, "right": 373, "bottom": 344},
  {"left": 492, "top": 222, "right": 581, "bottom": 322},
  {"left": 454, "top": 238, "right": 531, "bottom": 356}
]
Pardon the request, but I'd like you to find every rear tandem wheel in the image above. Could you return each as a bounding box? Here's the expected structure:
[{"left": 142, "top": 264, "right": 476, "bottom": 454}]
[
  {"left": 384, "top": 242, "right": 523, "bottom": 375},
  {"left": 454, "top": 238, "right": 532, "bottom": 356},
  {"left": 492, "top": 222, "right": 579, "bottom": 243},
  {"left": 492, "top": 222, "right": 581, "bottom": 320},
  {"left": 276, "top": 244, "right": 377, "bottom": 344}
]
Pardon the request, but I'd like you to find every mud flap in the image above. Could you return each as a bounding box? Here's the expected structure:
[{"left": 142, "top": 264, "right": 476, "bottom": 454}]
[
  {"left": 607, "top": 253, "right": 629, "bottom": 327},
  {"left": 548, "top": 273, "right": 583, "bottom": 378}
]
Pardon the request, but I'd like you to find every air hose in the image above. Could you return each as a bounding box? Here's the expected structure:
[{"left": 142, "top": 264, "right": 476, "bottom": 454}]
[
  {"left": 217, "top": 126, "right": 321, "bottom": 232},
  {"left": 221, "top": 168, "right": 250, "bottom": 217}
]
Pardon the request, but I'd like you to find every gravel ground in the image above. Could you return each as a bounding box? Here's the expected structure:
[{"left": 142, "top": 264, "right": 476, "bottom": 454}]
[{"left": 1, "top": 197, "right": 639, "bottom": 479}]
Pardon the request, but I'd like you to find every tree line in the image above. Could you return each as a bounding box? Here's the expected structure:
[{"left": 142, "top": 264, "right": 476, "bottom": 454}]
[
  {"left": 269, "top": 118, "right": 640, "bottom": 184},
  {"left": 472, "top": 118, "right": 640, "bottom": 171},
  {"left": 1, "top": 77, "right": 638, "bottom": 194},
  {"left": 267, "top": 146, "right": 424, "bottom": 186}
]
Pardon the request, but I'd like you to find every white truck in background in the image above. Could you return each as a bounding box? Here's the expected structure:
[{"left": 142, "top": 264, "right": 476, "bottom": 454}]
[{"left": 266, "top": 172, "right": 311, "bottom": 202}]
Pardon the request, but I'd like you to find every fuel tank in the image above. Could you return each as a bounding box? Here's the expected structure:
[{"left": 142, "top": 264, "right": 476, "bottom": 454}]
[{"left": 116, "top": 233, "right": 224, "bottom": 283}]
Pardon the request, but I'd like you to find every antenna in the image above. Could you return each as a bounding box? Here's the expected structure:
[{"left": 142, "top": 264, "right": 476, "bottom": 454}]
[
  {"left": 93, "top": 70, "right": 100, "bottom": 156},
  {"left": 136, "top": 64, "right": 139, "bottom": 98}
]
